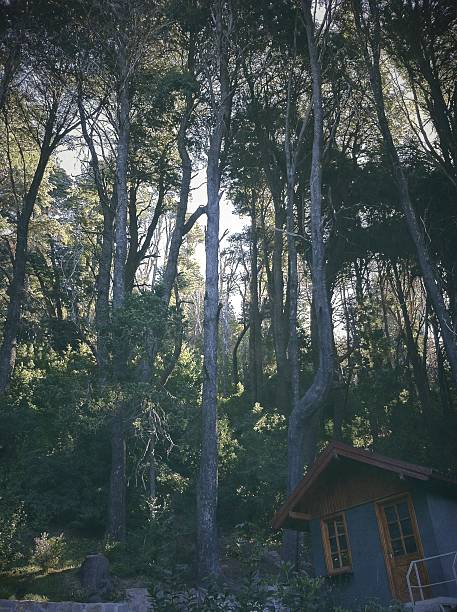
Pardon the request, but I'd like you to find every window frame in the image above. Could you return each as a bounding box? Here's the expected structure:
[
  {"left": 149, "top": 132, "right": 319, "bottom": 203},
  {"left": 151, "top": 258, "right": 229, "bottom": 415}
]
[
  {"left": 380, "top": 496, "right": 418, "bottom": 558},
  {"left": 320, "top": 511, "right": 353, "bottom": 576}
]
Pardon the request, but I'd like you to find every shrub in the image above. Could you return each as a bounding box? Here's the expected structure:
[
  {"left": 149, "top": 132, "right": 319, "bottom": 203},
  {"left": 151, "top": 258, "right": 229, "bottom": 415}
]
[
  {"left": 31, "top": 532, "right": 66, "bottom": 570},
  {"left": 104, "top": 503, "right": 180, "bottom": 579}
]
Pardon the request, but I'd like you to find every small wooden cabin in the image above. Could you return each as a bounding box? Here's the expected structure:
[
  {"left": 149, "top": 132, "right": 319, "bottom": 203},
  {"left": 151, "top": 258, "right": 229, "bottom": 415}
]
[{"left": 273, "top": 442, "right": 457, "bottom": 608}]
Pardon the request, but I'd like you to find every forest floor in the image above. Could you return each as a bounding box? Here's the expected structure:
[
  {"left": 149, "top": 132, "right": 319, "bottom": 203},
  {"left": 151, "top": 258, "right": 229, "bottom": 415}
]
[
  {"left": 0, "top": 532, "right": 283, "bottom": 603},
  {"left": 0, "top": 533, "right": 400, "bottom": 610},
  {"left": 0, "top": 536, "right": 105, "bottom": 601}
]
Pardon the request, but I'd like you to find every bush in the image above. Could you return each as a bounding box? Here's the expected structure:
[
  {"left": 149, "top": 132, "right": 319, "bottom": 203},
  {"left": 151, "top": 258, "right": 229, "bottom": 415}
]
[
  {"left": 150, "top": 569, "right": 335, "bottom": 611},
  {"left": 31, "top": 532, "right": 66, "bottom": 570},
  {"left": 0, "top": 501, "right": 27, "bottom": 571},
  {"left": 150, "top": 579, "right": 404, "bottom": 611},
  {"left": 105, "top": 502, "right": 180, "bottom": 579}
]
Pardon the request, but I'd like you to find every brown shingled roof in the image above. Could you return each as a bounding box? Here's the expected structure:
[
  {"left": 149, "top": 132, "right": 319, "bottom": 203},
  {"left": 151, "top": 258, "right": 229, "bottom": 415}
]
[{"left": 272, "top": 441, "right": 457, "bottom": 530}]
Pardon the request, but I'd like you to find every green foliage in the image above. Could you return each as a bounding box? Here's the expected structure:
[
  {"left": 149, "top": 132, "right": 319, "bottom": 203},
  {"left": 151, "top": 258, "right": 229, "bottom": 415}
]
[
  {"left": 105, "top": 504, "right": 180, "bottom": 579},
  {"left": 0, "top": 500, "right": 27, "bottom": 571},
  {"left": 218, "top": 394, "right": 288, "bottom": 529},
  {"left": 0, "top": 345, "right": 108, "bottom": 532},
  {"left": 150, "top": 569, "right": 338, "bottom": 611},
  {"left": 111, "top": 291, "right": 170, "bottom": 367}
]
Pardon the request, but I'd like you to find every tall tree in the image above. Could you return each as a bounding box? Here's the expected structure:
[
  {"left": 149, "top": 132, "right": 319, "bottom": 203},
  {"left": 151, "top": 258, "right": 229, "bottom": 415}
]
[
  {"left": 107, "top": 20, "right": 131, "bottom": 541},
  {"left": 283, "top": 0, "right": 334, "bottom": 562},
  {"left": 197, "top": 0, "right": 234, "bottom": 580}
]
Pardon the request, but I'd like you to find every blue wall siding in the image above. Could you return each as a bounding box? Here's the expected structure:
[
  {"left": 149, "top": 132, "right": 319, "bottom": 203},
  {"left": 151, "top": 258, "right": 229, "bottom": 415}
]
[
  {"left": 410, "top": 488, "right": 441, "bottom": 598},
  {"left": 426, "top": 493, "right": 457, "bottom": 554},
  {"left": 409, "top": 488, "right": 457, "bottom": 598},
  {"left": 410, "top": 487, "right": 438, "bottom": 558},
  {"left": 310, "top": 502, "right": 392, "bottom": 607},
  {"left": 425, "top": 493, "right": 457, "bottom": 598}
]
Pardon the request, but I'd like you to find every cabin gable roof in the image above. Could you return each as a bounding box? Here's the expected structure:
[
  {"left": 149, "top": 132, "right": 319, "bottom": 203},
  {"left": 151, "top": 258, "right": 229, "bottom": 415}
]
[{"left": 272, "top": 441, "right": 457, "bottom": 530}]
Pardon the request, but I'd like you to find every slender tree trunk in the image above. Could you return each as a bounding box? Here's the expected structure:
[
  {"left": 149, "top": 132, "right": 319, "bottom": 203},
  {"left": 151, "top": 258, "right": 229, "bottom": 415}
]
[
  {"left": 431, "top": 316, "right": 452, "bottom": 416},
  {"left": 378, "top": 263, "right": 395, "bottom": 369},
  {"left": 284, "top": 64, "right": 301, "bottom": 421},
  {"left": 197, "top": 150, "right": 221, "bottom": 578},
  {"left": 148, "top": 410, "right": 158, "bottom": 504},
  {"left": 197, "top": 0, "right": 232, "bottom": 580},
  {"left": 233, "top": 323, "right": 249, "bottom": 387},
  {"left": 241, "top": 60, "right": 289, "bottom": 405},
  {"left": 124, "top": 184, "right": 139, "bottom": 294},
  {"left": 107, "top": 49, "right": 130, "bottom": 543},
  {"left": 423, "top": 299, "right": 430, "bottom": 372},
  {"left": 248, "top": 198, "right": 263, "bottom": 402},
  {"left": 288, "top": 0, "right": 334, "bottom": 495},
  {"left": 282, "top": 143, "right": 301, "bottom": 565},
  {"left": 0, "top": 43, "right": 20, "bottom": 111},
  {"left": 0, "top": 221, "right": 31, "bottom": 393},
  {"left": 353, "top": 0, "right": 457, "bottom": 387},
  {"left": 271, "top": 205, "right": 289, "bottom": 411},
  {"left": 160, "top": 289, "right": 184, "bottom": 387},
  {"left": 125, "top": 173, "right": 166, "bottom": 294},
  {"left": 95, "top": 206, "right": 114, "bottom": 379},
  {"left": 283, "top": 0, "right": 334, "bottom": 563},
  {"left": 162, "top": 39, "right": 195, "bottom": 306},
  {"left": 220, "top": 268, "right": 231, "bottom": 397},
  {"left": 392, "top": 263, "right": 431, "bottom": 412},
  {"left": 0, "top": 109, "right": 56, "bottom": 394},
  {"left": 78, "top": 92, "right": 114, "bottom": 379}
]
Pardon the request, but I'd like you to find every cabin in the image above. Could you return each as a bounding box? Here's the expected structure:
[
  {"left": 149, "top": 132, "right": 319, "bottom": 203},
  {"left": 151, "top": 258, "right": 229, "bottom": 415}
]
[{"left": 272, "top": 442, "right": 457, "bottom": 610}]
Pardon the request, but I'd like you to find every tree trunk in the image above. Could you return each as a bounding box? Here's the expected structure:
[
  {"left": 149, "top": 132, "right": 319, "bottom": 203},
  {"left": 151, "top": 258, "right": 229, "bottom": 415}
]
[
  {"left": 0, "top": 220, "right": 30, "bottom": 394},
  {"left": 197, "top": 0, "right": 232, "bottom": 581},
  {"left": 233, "top": 323, "right": 249, "bottom": 387},
  {"left": 197, "top": 158, "right": 221, "bottom": 578},
  {"left": 95, "top": 205, "right": 114, "bottom": 379},
  {"left": 220, "top": 267, "right": 231, "bottom": 397},
  {"left": 78, "top": 91, "right": 114, "bottom": 379},
  {"left": 248, "top": 198, "right": 263, "bottom": 402},
  {"left": 242, "top": 63, "right": 289, "bottom": 411},
  {"left": 107, "top": 49, "right": 130, "bottom": 543},
  {"left": 271, "top": 205, "right": 290, "bottom": 411},
  {"left": 283, "top": 0, "right": 334, "bottom": 563},
  {"left": 431, "top": 316, "right": 452, "bottom": 416},
  {"left": 162, "top": 38, "right": 195, "bottom": 306},
  {"left": 0, "top": 42, "right": 20, "bottom": 111},
  {"left": 284, "top": 66, "right": 300, "bottom": 421},
  {"left": 392, "top": 263, "right": 431, "bottom": 412},
  {"left": 124, "top": 184, "right": 139, "bottom": 294}
]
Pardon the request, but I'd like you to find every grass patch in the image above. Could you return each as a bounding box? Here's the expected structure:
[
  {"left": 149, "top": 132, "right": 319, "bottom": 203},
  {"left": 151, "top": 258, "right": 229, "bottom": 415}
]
[
  {"left": 0, "top": 567, "right": 86, "bottom": 601},
  {"left": 0, "top": 535, "right": 102, "bottom": 602}
]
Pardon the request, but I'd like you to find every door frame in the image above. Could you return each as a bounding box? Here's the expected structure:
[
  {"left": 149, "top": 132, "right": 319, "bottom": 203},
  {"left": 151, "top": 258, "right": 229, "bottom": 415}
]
[{"left": 374, "top": 492, "right": 426, "bottom": 601}]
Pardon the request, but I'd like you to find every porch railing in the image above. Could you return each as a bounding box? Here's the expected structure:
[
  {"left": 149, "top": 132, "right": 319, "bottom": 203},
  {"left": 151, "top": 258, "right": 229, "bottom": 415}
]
[{"left": 406, "top": 550, "right": 457, "bottom": 604}]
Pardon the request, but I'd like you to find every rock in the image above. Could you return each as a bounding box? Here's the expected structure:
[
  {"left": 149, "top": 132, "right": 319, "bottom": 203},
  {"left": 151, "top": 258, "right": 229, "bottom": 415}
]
[{"left": 79, "top": 554, "right": 112, "bottom": 598}]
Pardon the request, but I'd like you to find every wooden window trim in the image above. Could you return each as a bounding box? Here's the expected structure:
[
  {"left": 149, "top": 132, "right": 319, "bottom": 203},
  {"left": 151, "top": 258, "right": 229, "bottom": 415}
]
[{"left": 320, "top": 512, "right": 353, "bottom": 576}]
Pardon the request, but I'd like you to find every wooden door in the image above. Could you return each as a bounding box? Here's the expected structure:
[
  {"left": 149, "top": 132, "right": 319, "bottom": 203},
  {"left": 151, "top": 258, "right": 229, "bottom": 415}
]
[{"left": 375, "top": 494, "right": 426, "bottom": 603}]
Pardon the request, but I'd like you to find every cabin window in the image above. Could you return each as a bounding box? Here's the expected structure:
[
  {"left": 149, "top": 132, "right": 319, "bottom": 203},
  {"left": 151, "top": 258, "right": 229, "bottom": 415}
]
[
  {"left": 321, "top": 513, "right": 352, "bottom": 574},
  {"left": 381, "top": 498, "right": 418, "bottom": 557}
]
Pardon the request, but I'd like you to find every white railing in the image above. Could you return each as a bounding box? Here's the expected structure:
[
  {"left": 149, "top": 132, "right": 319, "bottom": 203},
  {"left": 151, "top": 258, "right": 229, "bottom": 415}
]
[{"left": 406, "top": 551, "right": 457, "bottom": 604}]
